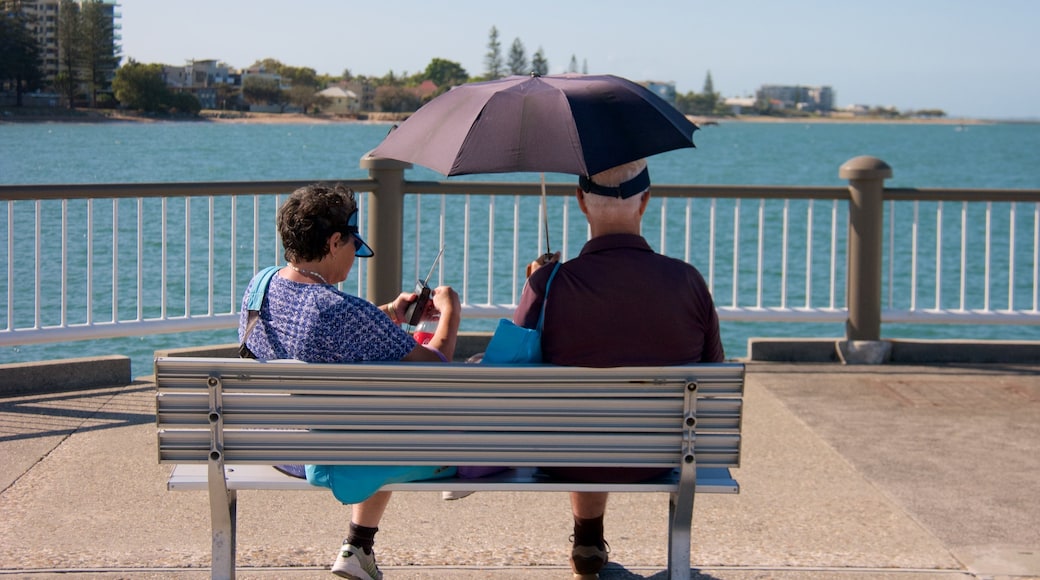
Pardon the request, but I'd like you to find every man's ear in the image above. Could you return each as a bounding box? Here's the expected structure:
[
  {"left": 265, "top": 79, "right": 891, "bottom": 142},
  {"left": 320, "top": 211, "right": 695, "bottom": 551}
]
[
  {"left": 637, "top": 190, "right": 652, "bottom": 215},
  {"left": 576, "top": 188, "right": 589, "bottom": 214}
]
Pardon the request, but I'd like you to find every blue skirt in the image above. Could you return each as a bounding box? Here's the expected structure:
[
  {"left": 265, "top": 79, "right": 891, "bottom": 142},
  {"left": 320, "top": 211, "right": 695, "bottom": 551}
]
[{"left": 306, "top": 464, "right": 457, "bottom": 504}]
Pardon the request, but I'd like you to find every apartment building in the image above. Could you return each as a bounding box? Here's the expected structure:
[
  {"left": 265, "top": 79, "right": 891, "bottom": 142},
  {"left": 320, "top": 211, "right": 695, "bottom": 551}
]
[
  {"left": 2, "top": 0, "right": 120, "bottom": 103},
  {"left": 756, "top": 84, "right": 834, "bottom": 112},
  {"left": 162, "top": 59, "right": 240, "bottom": 110}
]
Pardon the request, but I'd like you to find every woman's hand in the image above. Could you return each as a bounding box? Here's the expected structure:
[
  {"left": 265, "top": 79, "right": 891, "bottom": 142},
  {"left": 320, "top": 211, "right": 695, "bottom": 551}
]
[
  {"left": 419, "top": 286, "right": 461, "bottom": 361},
  {"left": 428, "top": 285, "right": 460, "bottom": 320},
  {"left": 383, "top": 292, "right": 417, "bottom": 325}
]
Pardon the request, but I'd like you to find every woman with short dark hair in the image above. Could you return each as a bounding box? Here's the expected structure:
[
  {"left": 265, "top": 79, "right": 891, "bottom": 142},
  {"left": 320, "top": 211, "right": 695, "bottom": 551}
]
[{"left": 240, "top": 183, "right": 461, "bottom": 580}]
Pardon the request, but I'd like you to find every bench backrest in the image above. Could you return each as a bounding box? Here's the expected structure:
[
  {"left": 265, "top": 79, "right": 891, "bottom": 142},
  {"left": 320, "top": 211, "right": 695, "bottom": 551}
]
[{"left": 155, "top": 357, "right": 744, "bottom": 470}]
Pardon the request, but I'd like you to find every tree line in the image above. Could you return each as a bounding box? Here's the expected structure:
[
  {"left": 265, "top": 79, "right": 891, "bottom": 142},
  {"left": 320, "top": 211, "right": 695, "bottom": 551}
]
[{"left": 2, "top": 14, "right": 727, "bottom": 117}]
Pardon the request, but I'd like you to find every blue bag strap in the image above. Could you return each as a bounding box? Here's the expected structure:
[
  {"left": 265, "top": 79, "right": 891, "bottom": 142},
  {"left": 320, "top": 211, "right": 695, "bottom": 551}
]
[
  {"left": 245, "top": 266, "right": 281, "bottom": 311},
  {"left": 535, "top": 262, "right": 562, "bottom": 333},
  {"left": 240, "top": 265, "right": 281, "bottom": 358}
]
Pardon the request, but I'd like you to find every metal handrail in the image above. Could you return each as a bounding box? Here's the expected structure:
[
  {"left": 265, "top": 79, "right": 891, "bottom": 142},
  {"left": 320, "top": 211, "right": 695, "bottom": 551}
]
[{"left": 2, "top": 156, "right": 1038, "bottom": 350}]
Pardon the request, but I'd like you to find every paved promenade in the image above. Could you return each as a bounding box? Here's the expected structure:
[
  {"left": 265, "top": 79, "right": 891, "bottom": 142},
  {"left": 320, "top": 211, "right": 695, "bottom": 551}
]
[{"left": 2, "top": 363, "right": 1038, "bottom": 580}]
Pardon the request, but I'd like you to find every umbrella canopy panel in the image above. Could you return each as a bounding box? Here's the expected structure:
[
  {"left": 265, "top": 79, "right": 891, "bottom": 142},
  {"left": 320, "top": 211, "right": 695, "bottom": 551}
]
[{"left": 369, "top": 74, "right": 698, "bottom": 177}]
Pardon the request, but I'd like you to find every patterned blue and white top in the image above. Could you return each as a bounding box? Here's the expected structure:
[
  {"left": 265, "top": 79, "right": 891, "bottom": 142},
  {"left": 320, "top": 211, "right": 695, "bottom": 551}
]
[{"left": 239, "top": 271, "right": 415, "bottom": 363}]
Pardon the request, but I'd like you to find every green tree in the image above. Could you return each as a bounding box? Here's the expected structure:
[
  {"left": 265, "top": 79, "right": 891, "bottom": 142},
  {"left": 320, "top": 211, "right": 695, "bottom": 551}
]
[
  {"left": 242, "top": 75, "right": 284, "bottom": 108},
  {"left": 254, "top": 58, "right": 284, "bottom": 73},
  {"left": 374, "top": 85, "right": 420, "bottom": 113},
  {"left": 215, "top": 82, "right": 239, "bottom": 110},
  {"left": 377, "top": 69, "right": 406, "bottom": 88},
  {"left": 78, "top": 0, "right": 121, "bottom": 107},
  {"left": 531, "top": 47, "right": 549, "bottom": 76},
  {"left": 111, "top": 59, "right": 167, "bottom": 112},
  {"left": 423, "top": 57, "right": 468, "bottom": 88},
  {"left": 674, "top": 91, "right": 695, "bottom": 115},
  {"left": 279, "top": 65, "right": 318, "bottom": 89},
  {"left": 686, "top": 71, "right": 721, "bottom": 115},
  {"left": 484, "top": 26, "right": 503, "bottom": 79},
  {"left": 913, "top": 108, "right": 947, "bottom": 118},
  {"left": 57, "top": 0, "right": 81, "bottom": 107},
  {"left": 567, "top": 54, "right": 579, "bottom": 73},
  {"left": 0, "top": 10, "right": 44, "bottom": 106},
  {"left": 507, "top": 38, "right": 528, "bottom": 75},
  {"left": 164, "top": 91, "right": 201, "bottom": 115},
  {"left": 289, "top": 84, "right": 321, "bottom": 113}
]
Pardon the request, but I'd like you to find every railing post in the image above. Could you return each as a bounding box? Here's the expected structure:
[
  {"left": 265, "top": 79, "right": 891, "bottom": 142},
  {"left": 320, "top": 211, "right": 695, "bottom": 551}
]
[
  {"left": 839, "top": 156, "right": 891, "bottom": 341},
  {"left": 360, "top": 154, "right": 411, "bottom": 304}
]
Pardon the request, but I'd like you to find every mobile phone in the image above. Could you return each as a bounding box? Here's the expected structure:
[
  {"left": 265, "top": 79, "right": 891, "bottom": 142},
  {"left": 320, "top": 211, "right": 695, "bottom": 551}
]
[{"left": 403, "top": 248, "right": 443, "bottom": 327}]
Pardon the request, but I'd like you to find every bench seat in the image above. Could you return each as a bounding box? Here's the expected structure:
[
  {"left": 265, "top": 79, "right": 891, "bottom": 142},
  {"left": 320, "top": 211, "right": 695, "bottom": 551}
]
[
  {"left": 167, "top": 464, "right": 740, "bottom": 494},
  {"left": 155, "top": 357, "right": 745, "bottom": 580}
]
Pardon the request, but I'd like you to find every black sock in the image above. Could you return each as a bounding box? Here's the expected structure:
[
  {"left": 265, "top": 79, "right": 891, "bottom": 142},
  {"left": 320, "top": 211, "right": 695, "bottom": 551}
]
[
  {"left": 573, "top": 515, "right": 604, "bottom": 548},
  {"left": 346, "top": 523, "right": 379, "bottom": 554}
]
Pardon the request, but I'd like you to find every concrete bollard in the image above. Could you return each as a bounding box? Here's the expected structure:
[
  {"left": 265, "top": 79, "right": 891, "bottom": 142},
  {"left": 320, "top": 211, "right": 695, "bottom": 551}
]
[
  {"left": 840, "top": 156, "right": 891, "bottom": 343},
  {"left": 360, "top": 154, "right": 411, "bottom": 305}
]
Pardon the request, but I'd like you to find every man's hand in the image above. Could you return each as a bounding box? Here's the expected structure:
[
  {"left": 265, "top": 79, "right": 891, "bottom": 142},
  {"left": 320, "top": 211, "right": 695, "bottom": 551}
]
[{"left": 526, "top": 251, "right": 561, "bottom": 278}]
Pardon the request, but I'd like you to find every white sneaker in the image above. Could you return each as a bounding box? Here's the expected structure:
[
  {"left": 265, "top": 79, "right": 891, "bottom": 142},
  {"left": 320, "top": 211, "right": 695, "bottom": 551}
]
[
  {"left": 331, "top": 542, "right": 382, "bottom": 580},
  {"left": 441, "top": 490, "right": 475, "bottom": 500}
]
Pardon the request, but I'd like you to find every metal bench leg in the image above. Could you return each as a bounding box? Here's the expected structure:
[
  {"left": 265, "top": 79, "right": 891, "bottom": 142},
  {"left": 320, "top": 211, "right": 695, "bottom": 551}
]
[
  {"left": 668, "top": 490, "right": 693, "bottom": 580},
  {"left": 209, "top": 463, "right": 237, "bottom": 580}
]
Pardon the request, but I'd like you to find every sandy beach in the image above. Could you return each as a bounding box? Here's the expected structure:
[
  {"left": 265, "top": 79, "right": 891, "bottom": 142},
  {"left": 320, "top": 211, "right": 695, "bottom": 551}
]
[
  {"left": 2, "top": 107, "right": 996, "bottom": 126},
  {"left": 0, "top": 108, "right": 404, "bottom": 125}
]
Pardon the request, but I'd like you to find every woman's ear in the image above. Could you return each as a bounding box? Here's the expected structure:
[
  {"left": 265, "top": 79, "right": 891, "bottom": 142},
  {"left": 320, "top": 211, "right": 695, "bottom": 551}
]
[{"left": 327, "top": 231, "right": 345, "bottom": 255}]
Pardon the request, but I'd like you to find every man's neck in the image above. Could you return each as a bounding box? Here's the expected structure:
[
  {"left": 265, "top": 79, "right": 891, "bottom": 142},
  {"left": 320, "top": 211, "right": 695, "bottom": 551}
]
[{"left": 589, "top": 221, "right": 641, "bottom": 237}]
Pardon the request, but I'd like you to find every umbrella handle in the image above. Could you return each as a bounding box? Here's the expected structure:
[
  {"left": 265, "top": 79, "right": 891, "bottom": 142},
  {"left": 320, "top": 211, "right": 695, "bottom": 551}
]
[{"left": 540, "top": 173, "right": 552, "bottom": 255}]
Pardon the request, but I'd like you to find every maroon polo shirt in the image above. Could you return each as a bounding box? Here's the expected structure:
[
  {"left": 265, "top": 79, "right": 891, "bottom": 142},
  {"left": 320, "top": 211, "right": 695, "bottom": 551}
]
[
  {"left": 515, "top": 233, "right": 724, "bottom": 367},
  {"left": 513, "top": 233, "right": 724, "bottom": 483}
]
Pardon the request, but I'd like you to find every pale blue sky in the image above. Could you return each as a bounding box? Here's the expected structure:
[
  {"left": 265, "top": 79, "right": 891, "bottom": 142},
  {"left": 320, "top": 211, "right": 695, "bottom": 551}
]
[{"left": 118, "top": 0, "right": 1039, "bottom": 120}]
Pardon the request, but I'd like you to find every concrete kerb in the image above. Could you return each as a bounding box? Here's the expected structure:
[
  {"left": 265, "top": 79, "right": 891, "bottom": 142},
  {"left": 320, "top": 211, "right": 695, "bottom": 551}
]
[
  {"left": 0, "top": 334, "right": 491, "bottom": 397},
  {"left": 747, "top": 337, "right": 1040, "bottom": 364},
  {"left": 0, "top": 354, "right": 131, "bottom": 396}
]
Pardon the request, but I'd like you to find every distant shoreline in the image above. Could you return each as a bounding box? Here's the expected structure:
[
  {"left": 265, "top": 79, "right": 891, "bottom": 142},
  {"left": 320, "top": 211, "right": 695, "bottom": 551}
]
[{"left": 0, "top": 107, "right": 1019, "bottom": 126}]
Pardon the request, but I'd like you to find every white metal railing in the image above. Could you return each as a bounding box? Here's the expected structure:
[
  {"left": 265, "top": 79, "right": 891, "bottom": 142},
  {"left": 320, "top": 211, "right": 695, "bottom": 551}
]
[
  {"left": 1, "top": 176, "right": 1039, "bottom": 349},
  {"left": 882, "top": 189, "right": 1040, "bottom": 324}
]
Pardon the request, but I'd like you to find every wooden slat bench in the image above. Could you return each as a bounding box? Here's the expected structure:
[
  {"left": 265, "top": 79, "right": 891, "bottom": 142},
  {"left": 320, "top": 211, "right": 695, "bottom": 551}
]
[{"left": 155, "top": 357, "right": 745, "bottom": 580}]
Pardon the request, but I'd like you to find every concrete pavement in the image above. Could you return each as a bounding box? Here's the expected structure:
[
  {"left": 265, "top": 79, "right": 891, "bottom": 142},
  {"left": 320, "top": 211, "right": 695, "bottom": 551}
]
[{"left": 1, "top": 362, "right": 1038, "bottom": 579}]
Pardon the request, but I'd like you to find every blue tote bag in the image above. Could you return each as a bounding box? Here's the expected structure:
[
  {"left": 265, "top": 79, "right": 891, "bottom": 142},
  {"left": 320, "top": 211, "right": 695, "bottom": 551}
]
[{"left": 483, "top": 262, "right": 560, "bottom": 364}]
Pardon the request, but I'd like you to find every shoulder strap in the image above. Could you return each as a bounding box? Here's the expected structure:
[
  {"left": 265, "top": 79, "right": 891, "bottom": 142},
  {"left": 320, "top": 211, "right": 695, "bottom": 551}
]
[
  {"left": 535, "top": 262, "right": 562, "bottom": 333},
  {"left": 239, "top": 266, "right": 281, "bottom": 358},
  {"left": 245, "top": 266, "right": 281, "bottom": 311}
]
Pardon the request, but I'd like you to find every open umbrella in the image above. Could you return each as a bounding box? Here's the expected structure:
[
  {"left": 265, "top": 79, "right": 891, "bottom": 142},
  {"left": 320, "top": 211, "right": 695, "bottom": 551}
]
[{"left": 368, "top": 73, "right": 698, "bottom": 178}]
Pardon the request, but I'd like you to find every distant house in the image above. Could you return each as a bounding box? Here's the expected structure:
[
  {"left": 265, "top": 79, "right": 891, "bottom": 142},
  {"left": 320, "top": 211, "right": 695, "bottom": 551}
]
[
  {"left": 414, "top": 80, "right": 440, "bottom": 102},
  {"left": 643, "top": 81, "right": 678, "bottom": 107},
  {"left": 317, "top": 86, "right": 359, "bottom": 115},
  {"left": 342, "top": 81, "right": 376, "bottom": 112},
  {"left": 724, "top": 97, "right": 757, "bottom": 115},
  {"left": 241, "top": 64, "right": 293, "bottom": 112},
  {"left": 161, "top": 59, "right": 239, "bottom": 109}
]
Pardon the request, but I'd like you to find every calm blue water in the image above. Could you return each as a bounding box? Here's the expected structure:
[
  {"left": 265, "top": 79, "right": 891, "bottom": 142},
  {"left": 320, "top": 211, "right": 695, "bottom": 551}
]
[{"left": 2, "top": 120, "right": 1039, "bottom": 374}]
